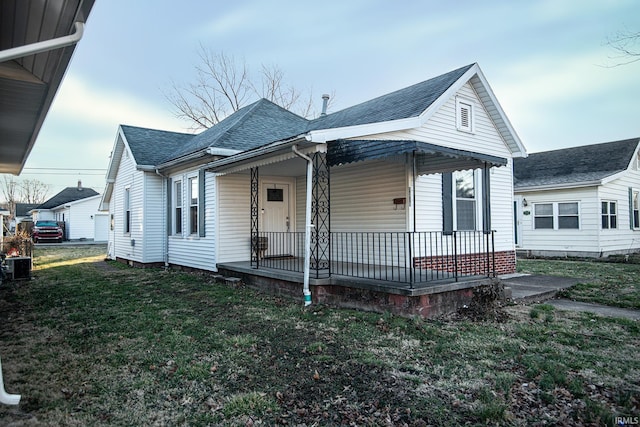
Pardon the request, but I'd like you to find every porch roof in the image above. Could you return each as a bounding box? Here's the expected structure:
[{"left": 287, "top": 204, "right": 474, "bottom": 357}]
[{"left": 328, "top": 139, "right": 508, "bottom": 173}]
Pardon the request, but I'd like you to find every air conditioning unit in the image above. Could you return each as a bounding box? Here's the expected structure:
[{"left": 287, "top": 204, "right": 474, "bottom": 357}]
[{"left": 5, "top": 257, "right": 31, "bottom": 280}]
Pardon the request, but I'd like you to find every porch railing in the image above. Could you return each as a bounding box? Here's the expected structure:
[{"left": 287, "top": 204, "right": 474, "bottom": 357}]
[{"left": 253, "top": 230, "right": 495, "bottom": 286}]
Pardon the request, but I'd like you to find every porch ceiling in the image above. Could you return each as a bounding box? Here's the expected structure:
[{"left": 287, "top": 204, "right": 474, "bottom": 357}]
[{"left": 328, "top": 139, "right": 508, "bottom": 174}]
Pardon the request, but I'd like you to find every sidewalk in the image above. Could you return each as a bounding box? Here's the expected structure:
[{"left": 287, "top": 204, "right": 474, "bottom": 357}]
[{"left": 501, "top": 273, "right": 639, "bottom": 321}]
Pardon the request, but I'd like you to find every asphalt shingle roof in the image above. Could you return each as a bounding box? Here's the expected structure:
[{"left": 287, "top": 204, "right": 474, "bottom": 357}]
[
  {"left": 514, "top": 138, "right": 640, "bottom": 189},
  {"left": 15, "top": 203, "right": 39, "bottom": 217},
  {"left": 37, "top": 186, "right": 99, "bottom": 209},
  {"left": 170, "top": 98, "right": 309, "bottom": 160},
  {"left": 120, "top": 64, "right": 477, "bottom": 168},
  {"left": 120, "top": 125, "right": 194, "bottom": 166},
  {"left": 307, "top": 64, "right": 474, "bottom": 131}
]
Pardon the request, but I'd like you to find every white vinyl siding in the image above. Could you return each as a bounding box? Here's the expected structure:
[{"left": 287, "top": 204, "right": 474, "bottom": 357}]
[
  {"left": 54, "top": 195, "right": 101, "bottom": 240},
  {"left": 167, "top": 170, "right": 216, "bottom": 271},
  {"left": 217, "top": 174, "right": 251, "bottom": 263},
  {"left": 330, "top": 158, "right": 407, "bottom": 232},
  {"left": 110, "top": 142, "right": 147, "bottom": 263}
]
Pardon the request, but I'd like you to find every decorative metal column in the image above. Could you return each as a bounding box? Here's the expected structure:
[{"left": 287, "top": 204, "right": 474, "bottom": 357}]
[
  {"left": 250, "top": 167, "right": 259, "bottom": 268},
  {"left": 311, "top": 152, "right": 330, "bottom": 278}
]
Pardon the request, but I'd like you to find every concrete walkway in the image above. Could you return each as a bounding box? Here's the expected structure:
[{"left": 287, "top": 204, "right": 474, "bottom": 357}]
[
  {"left": 500, "top": 273, "right": 639, "bottom": 321},
  {"left": 546, "top": 299, "right": 640, "bottom": 320}
]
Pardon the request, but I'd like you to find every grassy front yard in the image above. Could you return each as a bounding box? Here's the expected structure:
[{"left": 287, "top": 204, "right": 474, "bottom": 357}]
[
  {"left": 0, "top": 246, "right": 638, "bottom": 425},
  {"left": 517, "top": 257, "right": 640, "bottom": 309}
]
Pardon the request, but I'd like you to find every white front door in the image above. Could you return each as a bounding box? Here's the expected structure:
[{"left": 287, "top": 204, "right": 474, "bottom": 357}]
[{"left": 261, "top": 182, "right": 291, "bottom": 256}]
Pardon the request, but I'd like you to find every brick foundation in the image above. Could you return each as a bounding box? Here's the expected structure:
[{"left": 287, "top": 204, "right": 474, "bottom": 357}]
[{"left": 413, "top": 250, "right": 516, "bottom": 276}]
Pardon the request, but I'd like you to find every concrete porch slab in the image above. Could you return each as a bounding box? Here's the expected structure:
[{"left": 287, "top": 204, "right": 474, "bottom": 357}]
[{"left": 500, "top": 274, "right": 580, "bottom": 303}]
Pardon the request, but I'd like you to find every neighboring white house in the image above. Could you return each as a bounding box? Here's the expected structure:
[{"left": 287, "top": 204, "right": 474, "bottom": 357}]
[
  {"left": 30, "top": 183, "right": 106, "bottom": 241},
  {"left": 514, "top": 138, "right": 640, "bottom": 257},
  {"left": 100, "top": 63, "right": 526, "bottom": 314}
]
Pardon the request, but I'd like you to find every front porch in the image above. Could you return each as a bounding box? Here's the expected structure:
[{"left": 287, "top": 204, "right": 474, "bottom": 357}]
[{"left": 209, "top": 139, "right": 514, "bottom": 317}]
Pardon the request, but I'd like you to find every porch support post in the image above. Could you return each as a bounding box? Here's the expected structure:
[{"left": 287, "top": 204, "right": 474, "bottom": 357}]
[
  {"left": 311, "top": 152, "right": 330, "bottom": 279},
  {"left": 250, "top": 167, "right": 259, "bottom": 268}
]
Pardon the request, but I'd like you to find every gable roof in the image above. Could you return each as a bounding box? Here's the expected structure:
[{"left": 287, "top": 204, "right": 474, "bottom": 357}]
[
  {"left": 36, "top": 186, "right": 99, "bottom": 210},
  {"left": 304, "top": 63, "right": 525, "bottom": 157},
  {"left": 167, "top": 99, "right": 309, "bottom": 162},
  {"left": 15, "top": 203, "right": 39, "bottom": 217},
  {"left": 514, "top": 138, "right": 640, "bottom": 190},
  {"left": 308, "top": 64, "right": 474, "bottom": 131},
  {"left": 120, "top": 125, "right": 193, "bottom": 167}
]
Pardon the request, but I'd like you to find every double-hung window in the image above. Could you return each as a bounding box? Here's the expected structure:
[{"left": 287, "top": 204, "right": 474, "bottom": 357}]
[
  {"left": 534, "top": 203, "right": 553, "bottom": 229},
  {"left": 455, "top": 170, "right": 476, "bottom": 230},
  {"left": 189, "top": 177, "right": 199, "bottom": 235},
  {"left": 124, "top": 187, "right": 131, "bottom": 234},
  {"left": 601, "top": 201, "right": 617, "bottom": 229},
  {"left": 533, "top": 202, "right": 579, "bottom": 230},
  {"left": 174, "top": 180, "right": 182, "bottom": 235}
]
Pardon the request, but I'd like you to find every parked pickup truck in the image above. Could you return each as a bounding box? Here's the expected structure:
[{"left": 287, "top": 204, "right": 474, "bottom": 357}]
[{"left": 32, "top": 221, "right": 63, "bottom": 243}]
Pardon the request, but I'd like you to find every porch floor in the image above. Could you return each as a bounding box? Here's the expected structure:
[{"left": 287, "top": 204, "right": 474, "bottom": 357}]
[{"left": 217, "top": 260, "right": 492, "bottom": 297}]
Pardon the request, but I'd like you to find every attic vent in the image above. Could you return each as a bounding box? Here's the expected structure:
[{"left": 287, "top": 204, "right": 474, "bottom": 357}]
[
  {"left": 460, "top": 105, "right": 470, "bottom": 128},
  {"left": 456, "top": 96, "right": 474, "bottom": 133}
]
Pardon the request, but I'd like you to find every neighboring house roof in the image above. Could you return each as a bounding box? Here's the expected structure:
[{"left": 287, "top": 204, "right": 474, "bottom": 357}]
[
  {"left": 15, "top": 203, "right": 39, "bottom": 217},
  {"left": 514, "top": 137, "right": 640, "bottom": 190},
  {"left": 35, "top": 186, "right": 99, "bottom": 210}
]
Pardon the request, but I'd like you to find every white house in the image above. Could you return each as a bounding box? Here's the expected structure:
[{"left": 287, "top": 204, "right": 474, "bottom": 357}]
[
  {"left": 101, "top": 63, "right": 526, "bottom": 316},
  {"left": 514, "top": 138, "right": 640, "bottom": 257},
  {"left": 30, "top": 183, "right": 106, "bottom": 241}
]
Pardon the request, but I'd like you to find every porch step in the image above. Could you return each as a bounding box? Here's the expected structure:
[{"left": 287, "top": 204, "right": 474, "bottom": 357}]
[{"left": 224, "top": 276, "right": 243, "bottom": 286}]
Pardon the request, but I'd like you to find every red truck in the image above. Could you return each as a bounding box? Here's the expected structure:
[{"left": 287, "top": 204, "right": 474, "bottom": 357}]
[{"left": 32, "top": 221, "right": 63, "bottom": 243}]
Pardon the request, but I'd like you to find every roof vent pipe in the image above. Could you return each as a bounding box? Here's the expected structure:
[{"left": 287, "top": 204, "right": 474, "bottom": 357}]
[
  {"left": 320, "top": 94, "right": 330, "bottom": 116},
  {"left": 77, "top": 180, "right": 82, "bottom": 190}
]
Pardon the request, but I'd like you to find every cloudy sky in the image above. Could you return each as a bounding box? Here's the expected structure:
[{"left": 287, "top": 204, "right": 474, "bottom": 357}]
[{"left": 10, "top": 0, "right": 640, "bottom": 197}]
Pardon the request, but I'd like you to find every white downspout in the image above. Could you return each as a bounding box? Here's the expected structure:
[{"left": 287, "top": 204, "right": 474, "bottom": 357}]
[
  {"left": 0, "top": 357, "right": 20, "bottom": 405},
  {"left": 292, "top": 145, "right": 313, "bottom": 306},
  {"left": 0, "top": 22, "right": 85, "bottom": 63}
]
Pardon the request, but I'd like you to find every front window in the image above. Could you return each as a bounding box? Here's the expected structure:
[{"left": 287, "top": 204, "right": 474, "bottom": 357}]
[
  {"left": 534, "top": 203, "right": 554, "bottom": 229},
  {"left": 455, "top": 170, "right": 476, "bottom": 230},
  {"left": 124, "top": 187, "right": 131, "bottom": 234},
  {"left": 189, "top": 177, "right": 198, "bottom": 235},
  {"left": 558, "top": 202, "right": 579, "bottom": 229},
  {"left": 601, "top": 201, "right": 617, "bottom": 229}
]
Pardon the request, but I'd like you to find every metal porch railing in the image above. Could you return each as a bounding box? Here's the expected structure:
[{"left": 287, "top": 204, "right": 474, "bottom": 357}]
[{"left": 252, "top": 230, "right": 495, "bottom": 287}]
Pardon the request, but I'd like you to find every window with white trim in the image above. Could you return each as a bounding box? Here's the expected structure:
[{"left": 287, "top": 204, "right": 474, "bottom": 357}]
[
  {"left": 558, "top": 202, "right": 579, "bottom": 229},
  {"left": 124, "top": 187, "right": 131, "bottom": 234},
  {"left": 174, "top": 180, "right": 182, "bottom": 235},
  {"left": 189, "top": 176, "right": 199, "bottom": 235},
  {"left": 601, "top": 201, "right": 617, "bottom": 229},
  {"left": 533, "top": 202, "right": 580, "bottom": 230},
  {"left": 454, "top": 170, "right": 477, "bottom": 230},
  {"left": 534, "top": 203, "right": 553, "bottom": 229},
  {"left": 456, "top": 97, "right": 474, "bottom": 133}
]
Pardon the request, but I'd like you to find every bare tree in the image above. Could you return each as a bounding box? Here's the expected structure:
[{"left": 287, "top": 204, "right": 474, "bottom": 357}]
[
  {"left": 1, "top": 176, "right": 19, "bottom": 219},
  {"left": 606, "top": 29, "right": 640, "bottom": 66},
  {"left": 0, "top": 177, "right": 50, "bottom": 218},
  {"left": 167, "top": 47, "right": 330, "bottom": 130},
  {"left": 19, "top": 179, "right": 50, "bottom": 205}
]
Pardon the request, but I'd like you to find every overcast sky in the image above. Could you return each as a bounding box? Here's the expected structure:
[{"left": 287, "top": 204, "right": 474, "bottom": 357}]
[{"left": 8, "top": 0, "right": 640, "bottom": 198}]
